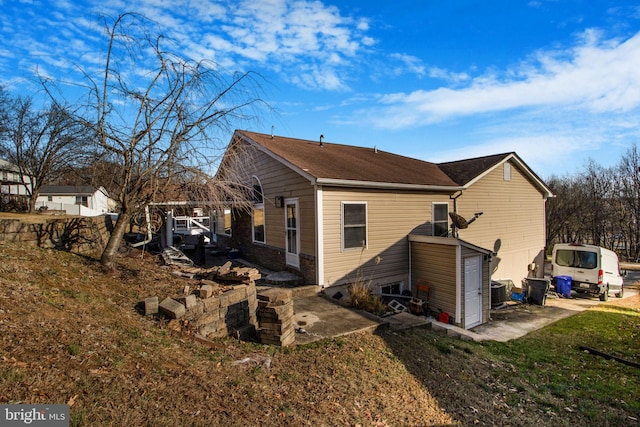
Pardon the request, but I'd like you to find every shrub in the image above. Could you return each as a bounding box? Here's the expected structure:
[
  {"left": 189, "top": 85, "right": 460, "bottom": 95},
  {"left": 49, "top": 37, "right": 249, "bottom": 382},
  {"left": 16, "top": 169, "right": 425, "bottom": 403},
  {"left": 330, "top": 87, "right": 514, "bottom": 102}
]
[{"left": 347, "top": 275, "right": 387, "bottom": 316}]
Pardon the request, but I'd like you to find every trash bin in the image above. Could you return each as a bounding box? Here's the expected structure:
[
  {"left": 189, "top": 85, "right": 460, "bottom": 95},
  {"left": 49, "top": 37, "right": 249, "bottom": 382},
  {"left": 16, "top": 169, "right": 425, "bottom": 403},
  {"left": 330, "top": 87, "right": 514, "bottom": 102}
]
[
  {"left": 555, "top": 275, "right": 572, "bottom": 298},
  {"left": 526, "top": 278, "right": 550, "bottom": 306}
]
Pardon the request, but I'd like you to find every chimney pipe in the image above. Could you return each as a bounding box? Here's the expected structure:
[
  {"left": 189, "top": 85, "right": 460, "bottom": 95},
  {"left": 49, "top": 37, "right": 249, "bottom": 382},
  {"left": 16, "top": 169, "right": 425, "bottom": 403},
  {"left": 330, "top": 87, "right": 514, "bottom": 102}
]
[{"left": 319, "top": 134, "right": 324, "bottom": 146}]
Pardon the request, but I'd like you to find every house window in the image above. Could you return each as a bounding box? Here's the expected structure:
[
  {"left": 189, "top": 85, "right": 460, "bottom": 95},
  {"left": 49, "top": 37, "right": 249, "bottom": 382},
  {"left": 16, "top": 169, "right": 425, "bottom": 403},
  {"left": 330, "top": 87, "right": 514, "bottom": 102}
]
[
  {"left": 342, "top": 202, "right": 367, "bottom": 250},
  {"left": 432, "top": 203, "right": 449, "bottom": 237},
  {"left": 75, "top": 196, "right": 88, "bottom": 207},
  {"left": 252, "top": 177, "right": 265, "bottom": 243},
  {"left": 504, "top": 163, "right": 512, "bottom": 181},
  {"left": 47, "top": 195, "right": 52, "bottom": 202},
  {"left": 380, "top": 281, "right": 403, "bottom": 295}
]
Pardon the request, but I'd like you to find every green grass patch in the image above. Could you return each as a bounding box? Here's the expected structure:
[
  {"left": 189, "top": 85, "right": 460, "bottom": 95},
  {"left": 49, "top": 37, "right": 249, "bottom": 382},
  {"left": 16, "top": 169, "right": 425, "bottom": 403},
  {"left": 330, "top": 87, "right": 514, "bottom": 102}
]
[{"left": 481, "top": 306, "right": 640, "bottom": 417}]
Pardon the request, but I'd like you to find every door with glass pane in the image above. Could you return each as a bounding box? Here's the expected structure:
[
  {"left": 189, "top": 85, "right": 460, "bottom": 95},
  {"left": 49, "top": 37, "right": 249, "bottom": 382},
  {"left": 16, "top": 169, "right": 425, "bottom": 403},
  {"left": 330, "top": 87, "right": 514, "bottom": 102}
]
[{"left": 285, "top": 198, "right": 300, "bottom": 268}]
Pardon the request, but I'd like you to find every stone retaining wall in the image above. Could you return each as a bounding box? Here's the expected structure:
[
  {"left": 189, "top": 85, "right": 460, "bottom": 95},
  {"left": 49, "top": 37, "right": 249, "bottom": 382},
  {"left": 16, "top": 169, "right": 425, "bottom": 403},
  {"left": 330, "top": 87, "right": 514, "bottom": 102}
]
[
  {"left": 147, "top": 264, "right": 297, "bottom": 346},
  {"left": 0, "top": 215, "right": 112, "bottom": 257}
]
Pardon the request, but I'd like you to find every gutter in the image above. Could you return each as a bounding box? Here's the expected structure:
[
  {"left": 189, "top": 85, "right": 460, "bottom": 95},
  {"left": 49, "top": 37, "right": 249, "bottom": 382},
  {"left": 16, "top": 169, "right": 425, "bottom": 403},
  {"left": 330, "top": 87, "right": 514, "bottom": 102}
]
[{"left": 315, "top": 178, "right": 464, "bottom": 192}]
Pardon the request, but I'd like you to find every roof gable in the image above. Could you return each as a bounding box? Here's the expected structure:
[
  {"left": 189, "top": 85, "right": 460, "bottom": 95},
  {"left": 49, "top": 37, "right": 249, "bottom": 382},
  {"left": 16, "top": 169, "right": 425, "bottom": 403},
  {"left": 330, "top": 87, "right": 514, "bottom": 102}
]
[
  {"left": 439, "top": 152, "right": 553, "bottom": 198},
  {"left": 235, "top": 130, "right": 460, "bottom": 189},
  {"left": 438, "top": 153, "right": 512, "bottom": 186}
]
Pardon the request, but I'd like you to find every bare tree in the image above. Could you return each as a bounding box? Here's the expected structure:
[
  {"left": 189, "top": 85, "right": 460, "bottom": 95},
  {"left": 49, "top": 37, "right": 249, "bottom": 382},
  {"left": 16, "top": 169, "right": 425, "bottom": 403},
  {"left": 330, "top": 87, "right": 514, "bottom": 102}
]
[
  {"left": 0, "top": 90, "right": 86, "bottom": 212},
  {"left": 580, "top": 160, "right": 615, "bottom": 248},
  {"left": 616, "top": 143, "right": 640, "bottom": 261},
  {"left": 79, "top": 13, "right": 266, "bottom": 268}
]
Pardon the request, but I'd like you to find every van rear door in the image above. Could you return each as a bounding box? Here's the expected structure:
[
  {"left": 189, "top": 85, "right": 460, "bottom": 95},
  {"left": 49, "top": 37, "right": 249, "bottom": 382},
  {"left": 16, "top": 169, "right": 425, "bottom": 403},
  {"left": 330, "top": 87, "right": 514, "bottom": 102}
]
[
  {"left": 571, "top": 249, "right": 599, "bottom": 287},
  {"left": 554, "top": 247, "right": 599, "bottom": 287}
]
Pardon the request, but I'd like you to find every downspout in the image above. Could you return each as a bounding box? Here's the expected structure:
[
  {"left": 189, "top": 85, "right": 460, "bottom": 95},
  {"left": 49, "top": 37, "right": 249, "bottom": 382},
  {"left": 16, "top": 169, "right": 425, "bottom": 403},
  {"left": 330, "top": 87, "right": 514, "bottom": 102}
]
[
  {"left": 449, "top": 190, "right": 463, "bottom": 238},
  {"left": 408, "top": 237, "right": 412, "bottom": 292},
  {"left": 315, "top": 183, "right": 325, "bottom": 288}
]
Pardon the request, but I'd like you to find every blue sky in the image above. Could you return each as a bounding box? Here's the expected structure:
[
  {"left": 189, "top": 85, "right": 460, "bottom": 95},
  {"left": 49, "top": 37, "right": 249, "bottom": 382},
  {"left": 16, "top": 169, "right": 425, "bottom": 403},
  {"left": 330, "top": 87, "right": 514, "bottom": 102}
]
[{"left": 2, "top": 0, "right": 640, "bottom": 179}]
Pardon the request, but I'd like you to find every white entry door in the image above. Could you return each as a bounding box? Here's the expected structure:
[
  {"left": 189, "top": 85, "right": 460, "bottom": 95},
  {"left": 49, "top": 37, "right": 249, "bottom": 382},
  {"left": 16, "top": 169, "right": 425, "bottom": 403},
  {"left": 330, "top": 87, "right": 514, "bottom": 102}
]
[
  {"left": 285, "top": 198, "right": 300, "bottom": 268},
  {"left": 464, "top": 255, "right": 483, "bottom": 328}
]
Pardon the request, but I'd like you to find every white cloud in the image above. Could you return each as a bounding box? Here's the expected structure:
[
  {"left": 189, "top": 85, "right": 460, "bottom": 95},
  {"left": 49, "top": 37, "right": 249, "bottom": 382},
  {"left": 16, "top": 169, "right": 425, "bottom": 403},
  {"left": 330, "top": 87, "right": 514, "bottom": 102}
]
[
  {"left": 0, "top": 0, "right": 375, "bottom": 92},
  {"left": 360, "top": 30, "right": 640, "bottom": 130}
]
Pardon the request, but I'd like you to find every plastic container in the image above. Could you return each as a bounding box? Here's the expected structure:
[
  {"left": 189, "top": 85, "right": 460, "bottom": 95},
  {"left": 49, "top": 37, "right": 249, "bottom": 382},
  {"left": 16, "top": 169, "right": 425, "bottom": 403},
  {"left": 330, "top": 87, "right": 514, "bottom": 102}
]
[
  {"left": 511, "top": 287, "right": 526, "bottom": 302},
  {"left": 555, "top": 275, "right": 572, "bottom": 298},
  {"left": 438, "top": 312, "right": 450, "bottom": 324},
  {"left": 526, "top": 278, "right": 550, "bottom": 306}
]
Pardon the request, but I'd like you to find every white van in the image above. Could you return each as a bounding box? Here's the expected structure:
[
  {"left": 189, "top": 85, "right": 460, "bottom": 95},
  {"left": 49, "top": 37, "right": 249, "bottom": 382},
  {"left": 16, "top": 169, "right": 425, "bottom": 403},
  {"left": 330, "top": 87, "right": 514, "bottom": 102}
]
[{"left": 551, "top": 243, "right": 624, "bottom": 301}]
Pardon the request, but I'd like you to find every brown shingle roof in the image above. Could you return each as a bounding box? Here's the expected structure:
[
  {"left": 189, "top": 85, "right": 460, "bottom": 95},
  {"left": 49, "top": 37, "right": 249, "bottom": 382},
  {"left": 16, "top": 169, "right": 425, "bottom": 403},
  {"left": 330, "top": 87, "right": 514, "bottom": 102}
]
[
  {"left": 438, "top": 153, "right": 512, "bottom": 186},
  {"left": 236, "top": 130, "right": 460, "bottom": 188}
]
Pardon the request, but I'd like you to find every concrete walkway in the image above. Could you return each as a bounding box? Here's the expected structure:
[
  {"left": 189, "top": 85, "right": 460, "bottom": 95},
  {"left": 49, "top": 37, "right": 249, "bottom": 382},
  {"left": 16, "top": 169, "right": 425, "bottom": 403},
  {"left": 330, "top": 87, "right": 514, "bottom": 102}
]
[
  {"left": 469, "top": 287, "right": 639, "bottom": 341},
  {"left": 292, "top": 294, "right": 386, "bottom": 345},
  {"left": 291, "top": 287, "right": 639, "bottom": 345}
]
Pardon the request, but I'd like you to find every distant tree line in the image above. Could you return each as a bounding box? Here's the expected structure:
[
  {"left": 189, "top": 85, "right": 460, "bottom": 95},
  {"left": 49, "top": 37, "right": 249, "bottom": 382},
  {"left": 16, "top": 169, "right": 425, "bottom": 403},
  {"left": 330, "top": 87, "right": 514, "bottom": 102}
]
[{"left": 546, "top": 144, "right": 640, "bottom": 262}]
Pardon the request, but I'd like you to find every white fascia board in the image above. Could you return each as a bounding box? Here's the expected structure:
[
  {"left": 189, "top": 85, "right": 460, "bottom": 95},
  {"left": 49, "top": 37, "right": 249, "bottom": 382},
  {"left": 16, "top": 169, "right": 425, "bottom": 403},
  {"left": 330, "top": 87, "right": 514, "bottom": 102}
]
[
  {"left": 316, "top": 178, "right": 464, "bottom": 192},
  {"left": 409, "top": 235, "right": 459, "bottom": 245},
  {"left": 408, "top": 235, "right": 492, "bottom": 254}
]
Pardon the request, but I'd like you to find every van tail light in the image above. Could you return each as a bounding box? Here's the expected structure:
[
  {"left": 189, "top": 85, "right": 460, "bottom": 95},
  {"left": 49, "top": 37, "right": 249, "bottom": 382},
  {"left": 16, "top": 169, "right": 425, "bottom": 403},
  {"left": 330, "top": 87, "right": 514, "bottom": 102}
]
[{"left": 598, "top": 270, "right": 603, "bottom": 284}]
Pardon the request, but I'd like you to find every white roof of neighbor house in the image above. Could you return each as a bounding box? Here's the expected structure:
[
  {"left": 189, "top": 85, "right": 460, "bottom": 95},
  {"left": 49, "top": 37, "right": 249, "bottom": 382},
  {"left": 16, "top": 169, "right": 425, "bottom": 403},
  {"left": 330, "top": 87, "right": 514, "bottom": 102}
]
[{"left": 0, "top": 159, "right": 20, "bottom": 172}]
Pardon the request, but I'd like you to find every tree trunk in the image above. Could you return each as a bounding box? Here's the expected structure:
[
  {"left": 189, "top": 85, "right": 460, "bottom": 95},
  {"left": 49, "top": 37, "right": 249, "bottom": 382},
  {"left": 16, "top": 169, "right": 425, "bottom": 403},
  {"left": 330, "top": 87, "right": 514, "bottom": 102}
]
[
  {"left": 100, "top": 211, "right": 131, "bottom": 269},
  {"left": 28, "top": 194, "right": 37, "bottom": 213}
]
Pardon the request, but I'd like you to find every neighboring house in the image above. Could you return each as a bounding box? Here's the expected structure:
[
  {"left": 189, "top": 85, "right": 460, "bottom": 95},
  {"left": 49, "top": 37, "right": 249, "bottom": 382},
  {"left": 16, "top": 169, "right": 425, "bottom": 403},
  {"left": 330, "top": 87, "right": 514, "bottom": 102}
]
[
  {"left": 37, "top": 185, "right": 116, "bottom": 217},
  {"left": 215, "top": 130, "right": 553, "bottom": 328},
  {"left": 0, "top": 159, "right": 34, "bottom": 208}
]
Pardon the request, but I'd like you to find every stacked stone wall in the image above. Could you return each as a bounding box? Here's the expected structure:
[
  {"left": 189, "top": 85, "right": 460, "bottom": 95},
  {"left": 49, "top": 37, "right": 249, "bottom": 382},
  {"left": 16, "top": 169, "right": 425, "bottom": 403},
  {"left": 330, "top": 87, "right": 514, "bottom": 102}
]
[
  {"left": 0, "top": 215, "right": 112, "bottom": 257},
  {"left": 147, "top": 263, "right": 296, "bottom": 346}
]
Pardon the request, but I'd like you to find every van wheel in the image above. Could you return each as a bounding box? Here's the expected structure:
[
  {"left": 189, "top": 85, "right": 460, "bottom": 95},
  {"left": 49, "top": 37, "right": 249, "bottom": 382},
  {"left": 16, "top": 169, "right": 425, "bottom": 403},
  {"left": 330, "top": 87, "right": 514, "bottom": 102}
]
[
  {"left": 599, "top": 287, "right": 609, "bottom": 302},
  {"left": 615, "top": 286, "right": 624, "bottom": 298}
]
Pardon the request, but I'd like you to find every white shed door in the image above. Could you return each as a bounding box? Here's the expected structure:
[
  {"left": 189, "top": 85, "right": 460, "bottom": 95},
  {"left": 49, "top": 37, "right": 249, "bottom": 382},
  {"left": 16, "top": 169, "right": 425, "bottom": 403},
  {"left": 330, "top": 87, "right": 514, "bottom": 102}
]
[{"left": 464, "top": 255, "right": 483, "bottom": 328}]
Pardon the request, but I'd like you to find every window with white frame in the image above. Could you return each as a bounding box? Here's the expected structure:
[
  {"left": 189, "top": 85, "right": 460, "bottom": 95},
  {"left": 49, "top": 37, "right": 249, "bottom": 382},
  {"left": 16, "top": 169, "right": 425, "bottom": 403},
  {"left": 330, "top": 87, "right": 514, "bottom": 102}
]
[
  {"left": 75, "top": 195, "right": 88, "bottom": 207},
  {"left": 252, "top": 177, "right": 265, "bottom": 243},
  {"left": 432, "top": 203, "right": 449, "bottom": 237},
  {"left": 342, "top": 202, "right": 367, "bottom": 250},
  {"left": 380, "top": 281, "right": 403, "bottom": 295}
]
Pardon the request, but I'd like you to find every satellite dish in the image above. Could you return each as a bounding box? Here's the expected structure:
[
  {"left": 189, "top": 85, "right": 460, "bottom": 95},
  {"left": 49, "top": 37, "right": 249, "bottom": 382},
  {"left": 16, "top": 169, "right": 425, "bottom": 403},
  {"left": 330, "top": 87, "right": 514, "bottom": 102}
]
[{"left": 449, "top": 212, "right": 469, "bottom": 229}]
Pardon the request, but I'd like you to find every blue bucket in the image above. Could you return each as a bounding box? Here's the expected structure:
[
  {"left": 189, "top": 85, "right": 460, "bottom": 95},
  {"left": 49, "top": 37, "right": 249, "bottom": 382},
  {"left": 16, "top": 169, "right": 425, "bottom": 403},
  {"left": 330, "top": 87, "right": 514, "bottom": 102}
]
[{"left": 555, "top": 276, "right": 572, "bottom": 298}]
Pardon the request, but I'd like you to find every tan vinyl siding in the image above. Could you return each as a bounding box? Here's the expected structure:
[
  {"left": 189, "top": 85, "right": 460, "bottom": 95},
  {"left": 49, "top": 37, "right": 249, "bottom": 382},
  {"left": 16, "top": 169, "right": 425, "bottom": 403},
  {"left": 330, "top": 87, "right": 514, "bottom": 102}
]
[
  {"left": 411, "top": 242, "right": 457, "bottom": 318},
  {"left": 240, "top": 145, "right": 316, "bottom": 257},
  {"left": 322, "top": 187, "right": 451, "bottom": 287},
  {"left": 458, "top": 160, "right": 546, "bottom": 282}
]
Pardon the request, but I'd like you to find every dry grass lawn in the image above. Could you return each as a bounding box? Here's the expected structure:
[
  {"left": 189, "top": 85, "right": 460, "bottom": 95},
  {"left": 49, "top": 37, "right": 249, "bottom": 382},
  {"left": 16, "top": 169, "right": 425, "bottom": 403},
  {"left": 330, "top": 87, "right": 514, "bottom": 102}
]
[{"left": 1, "top": 241, "right": 638, "bottom": 426}]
